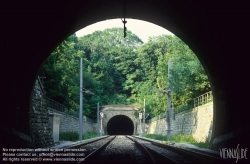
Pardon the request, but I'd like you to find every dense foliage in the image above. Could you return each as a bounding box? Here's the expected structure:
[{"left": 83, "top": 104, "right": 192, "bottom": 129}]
[{"left": 41, "top": 28, "right": 210, "bottom": 119}]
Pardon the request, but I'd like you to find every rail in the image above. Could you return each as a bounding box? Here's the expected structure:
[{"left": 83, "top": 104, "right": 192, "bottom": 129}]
[
  {"left": 133, "top": 135, "right": 232, "bottom": 163},
  {"left": 126, "top": 135, "right": 179, "bottom": 163},
  {"left": 78, "top": 136, "right": 116, "bottom": 163}
]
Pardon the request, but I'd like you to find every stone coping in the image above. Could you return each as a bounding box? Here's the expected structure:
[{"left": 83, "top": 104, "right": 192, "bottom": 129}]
[
  {"left": 102, "top": 108, "right": 136, "bottom": 111},
  {"left": 49, "top": 113, "right": 62, "bottom": 116}
]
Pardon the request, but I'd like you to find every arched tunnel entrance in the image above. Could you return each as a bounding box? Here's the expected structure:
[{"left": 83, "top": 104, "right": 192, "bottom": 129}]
[
  {"left": 107, "top": 115, "right": 134, "bottom": 135},
  {"left": 2, "top": 1, "right": 250, "bottom": 150}
]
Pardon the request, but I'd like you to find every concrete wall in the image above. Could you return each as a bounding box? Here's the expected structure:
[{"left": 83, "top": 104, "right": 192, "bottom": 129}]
[
  {"left": 147, "top": 102, "right": 213, "bottom": 142},
  {"left": 49, "top": 108, "right": 96, "bottom": 134}
]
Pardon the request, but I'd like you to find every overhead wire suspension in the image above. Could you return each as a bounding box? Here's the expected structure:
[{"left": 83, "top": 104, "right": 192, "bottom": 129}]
[{"left": 121, "top": 1, "right": 127, "bottom": 38}]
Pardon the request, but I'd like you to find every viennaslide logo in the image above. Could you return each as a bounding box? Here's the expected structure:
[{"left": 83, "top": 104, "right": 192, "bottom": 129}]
[{"left": 220, "top": 144, "right": 248, "bottom": 163}]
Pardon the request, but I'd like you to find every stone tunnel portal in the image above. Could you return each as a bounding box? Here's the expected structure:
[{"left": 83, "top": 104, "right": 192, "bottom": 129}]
[{"left": 107, "top": 115, "right": 134, "bottom": 135}]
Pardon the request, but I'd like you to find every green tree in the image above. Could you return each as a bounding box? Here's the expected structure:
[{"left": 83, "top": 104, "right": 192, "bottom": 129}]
[
  {"left": 77, "top": 28, "right": 143, "bottom": 105},
  {"left": 42, "top": 29, "right": 210, "bottom": 119},
  {"left": 157, "top": 35, "right": 211, "bottom": 112}
]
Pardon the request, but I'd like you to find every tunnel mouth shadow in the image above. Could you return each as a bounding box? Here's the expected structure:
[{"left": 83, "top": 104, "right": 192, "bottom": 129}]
[{"left": 107, "top": 115, "right": 134, "bottom": 135}]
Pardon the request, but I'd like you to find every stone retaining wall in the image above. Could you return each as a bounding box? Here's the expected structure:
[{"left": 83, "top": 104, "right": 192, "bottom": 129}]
[
  {"left": 147, "top": 102, "right": 213, "bottom": 142},
  {"left": 31, "top": 77, "right": 96, "bottom": 148},
  {"left": 48, "top": 108, "right": 96, "bottom": 133},
  {"left": 31, "top": 76, "right": 211, "bottom": 144},
  {"left": 31, "top": 78, "right": 54, "bottom": 148}
]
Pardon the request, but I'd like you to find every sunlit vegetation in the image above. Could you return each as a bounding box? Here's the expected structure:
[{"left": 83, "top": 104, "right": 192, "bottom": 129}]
[{"left": 41, "top": 27, "right": 210, "bottom": 120}]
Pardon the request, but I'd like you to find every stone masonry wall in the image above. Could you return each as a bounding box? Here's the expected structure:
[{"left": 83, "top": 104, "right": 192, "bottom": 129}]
[
  {"left": 31, "top": 78, "right": 54, "bottom": 148},
  {"left": 49, "top": 108, "right": 96, "bottom": 134},
  {"left": 147, "top": 102, "right": 213, "bottom": 142},
  {"left": 102, "top": 108, "right": 136, "bottom": 134},
  {"left": 31, "top": 77, "right": 96, "bottom": 148}
]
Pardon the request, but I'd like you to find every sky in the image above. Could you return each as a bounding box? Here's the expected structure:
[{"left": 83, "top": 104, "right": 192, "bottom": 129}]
[{"left": 75, "top": 18, "right": 174, "bottom": 43}]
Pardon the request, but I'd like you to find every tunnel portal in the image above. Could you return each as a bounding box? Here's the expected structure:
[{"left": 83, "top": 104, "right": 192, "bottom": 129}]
[{"left": 107, "top": 115, "right": 134, "bottom": 135}]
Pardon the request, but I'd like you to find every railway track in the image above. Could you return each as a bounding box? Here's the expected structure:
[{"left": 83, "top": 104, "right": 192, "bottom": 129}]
[
  {"left": 131, "top": 135, "right": 234, "bottom": 164},
  {"left": 78, "top": 135, "right": 148, "bottom": 163},
  {"left": 77, "top": 135, "right": 116, "bottom": 163},
  {"left": 125, "top": 135, "right": 178, "bottom": 163},
  {"left": 15, "top": 135, "right": 111, "bottom": 163},
  {"left": 67, "top": 135, "right": 176, "bottom": 163},
  {"left": 15, "top": 135, "right": 234, "bottom": 163},
  {"left": 76, "top": 135, "right": 231, "bottom": 163}
]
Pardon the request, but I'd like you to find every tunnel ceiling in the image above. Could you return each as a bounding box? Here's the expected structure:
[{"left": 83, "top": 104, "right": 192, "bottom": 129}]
[
  {"left": 107, "top": 115, "right": 134, "bottom": 135},
  {"left": 2, "top": 0, "right": 250, "bottom": 149}
]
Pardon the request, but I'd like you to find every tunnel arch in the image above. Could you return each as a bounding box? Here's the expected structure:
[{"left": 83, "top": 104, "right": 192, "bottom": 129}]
[
  {"left": 107, "top": 115, "right": 134, "bottom": 135},
  {"left": 11, "top": 2, "right": 220, "bottom": 146},
  {"left": 3, "top": 1, "right": 249, "bottom": 150}
]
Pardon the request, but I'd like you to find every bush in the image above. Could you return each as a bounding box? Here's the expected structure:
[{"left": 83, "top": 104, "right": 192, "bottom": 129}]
[
  {"left": 82, "top": 132, "right": 98, "bottom": 140},
  {"left": 59, "top": 131, "right": 79, "bottom": 141}
]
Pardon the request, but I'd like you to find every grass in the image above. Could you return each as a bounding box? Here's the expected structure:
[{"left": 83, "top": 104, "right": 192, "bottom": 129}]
[
  {"left": 59, "top": 131, "right": 99, "bottom": 142},
  {"left": 143, "top": 133, "right": 210, "bottom": 149},
  {"left": 144, "top": 134, "right": 168, "bottom": 141},
  {"left": 82, "top": 132, "right": 99, "bottom": 140}
]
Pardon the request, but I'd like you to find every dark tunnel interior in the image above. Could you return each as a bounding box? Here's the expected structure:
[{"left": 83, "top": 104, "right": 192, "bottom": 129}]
[{"left": 107, "top": 115, "right": 134, "bottom": 135}]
